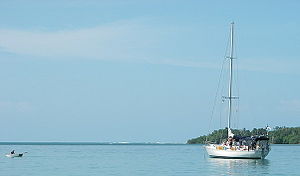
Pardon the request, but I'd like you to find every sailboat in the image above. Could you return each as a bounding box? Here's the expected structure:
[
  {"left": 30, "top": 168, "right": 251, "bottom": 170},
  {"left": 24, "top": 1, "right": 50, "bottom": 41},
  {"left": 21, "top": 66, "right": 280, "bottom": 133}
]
[{"left": 205, "top": 22, "right": 270, "bottom": 159}]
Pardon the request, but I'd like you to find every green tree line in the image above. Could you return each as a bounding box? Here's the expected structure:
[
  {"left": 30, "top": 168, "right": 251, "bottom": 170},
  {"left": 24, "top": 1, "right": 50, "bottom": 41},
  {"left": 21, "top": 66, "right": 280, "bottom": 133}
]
[{"left": 187, "top": 126, "right": 300, "bottom": 144}]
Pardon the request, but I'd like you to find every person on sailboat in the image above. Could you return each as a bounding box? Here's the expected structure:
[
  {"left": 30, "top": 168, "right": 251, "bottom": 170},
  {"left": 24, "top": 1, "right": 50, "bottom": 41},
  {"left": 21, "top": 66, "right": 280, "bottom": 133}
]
[
  {"left": 10, "top": 150, "right": 15, "bottom": 154},
  {"left": 228, "top": 137, "right": 233, "bottom": 147}
]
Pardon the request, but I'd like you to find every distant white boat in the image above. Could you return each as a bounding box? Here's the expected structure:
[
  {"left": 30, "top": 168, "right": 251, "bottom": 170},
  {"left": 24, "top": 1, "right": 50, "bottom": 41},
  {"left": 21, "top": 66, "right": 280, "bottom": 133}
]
[{"left": 204, "top": 22, "right": 270, "bottom": 159}]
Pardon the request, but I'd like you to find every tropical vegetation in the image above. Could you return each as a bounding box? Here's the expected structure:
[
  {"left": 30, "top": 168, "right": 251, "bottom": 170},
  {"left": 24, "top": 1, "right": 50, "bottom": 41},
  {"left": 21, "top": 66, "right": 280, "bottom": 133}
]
[{"left": 187, "top": 126, "right": 300, "bottom": 144}]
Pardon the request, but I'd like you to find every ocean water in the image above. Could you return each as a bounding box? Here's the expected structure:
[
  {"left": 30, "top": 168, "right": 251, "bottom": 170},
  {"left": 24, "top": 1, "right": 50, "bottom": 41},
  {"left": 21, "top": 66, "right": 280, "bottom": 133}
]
[{"left": 0, "top": 143, "right": 299, "bottom": 176}]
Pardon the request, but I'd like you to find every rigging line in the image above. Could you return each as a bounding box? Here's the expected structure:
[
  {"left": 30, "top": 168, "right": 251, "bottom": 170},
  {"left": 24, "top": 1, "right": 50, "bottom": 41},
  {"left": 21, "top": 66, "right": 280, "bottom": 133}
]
[
  {"left": 206, "top": 28, "right": 231, "bottom": 142},
  {"left": 234, "top": 29, "right": 240, "bottom": 129},
  {"left": 235, "top": 59, "right": 240, "bottom": 129},
  {"left": 220, "top": 61, "right": 227, "bottom": 128},
  {"left": 219, "top": 95, "right": 223, "bottom": 129},
  {"left": 233, "top": 63, "right": 238, "bottom": 129},
  {"left": 233, "top": 70, "right": 238, "bottom": 127},
  {"left": 206, "top": 57, "right": 227, "bottom": 140}
]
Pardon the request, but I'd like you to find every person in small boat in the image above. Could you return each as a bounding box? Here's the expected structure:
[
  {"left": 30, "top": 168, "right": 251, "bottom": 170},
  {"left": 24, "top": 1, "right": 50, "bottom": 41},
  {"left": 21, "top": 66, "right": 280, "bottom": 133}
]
[{"left": 11, "top": 150, "right": 15, "bottom": 154}]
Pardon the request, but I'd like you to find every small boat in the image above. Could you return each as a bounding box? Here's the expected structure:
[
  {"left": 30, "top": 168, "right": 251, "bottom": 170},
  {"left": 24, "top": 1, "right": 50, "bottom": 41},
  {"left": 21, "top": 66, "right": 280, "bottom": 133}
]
[
  {"left": 204, "top": 22, "right": 270, "bottom": 159},
  {"left": 5, "top": 152, "right": 26, "bottom": 158}
]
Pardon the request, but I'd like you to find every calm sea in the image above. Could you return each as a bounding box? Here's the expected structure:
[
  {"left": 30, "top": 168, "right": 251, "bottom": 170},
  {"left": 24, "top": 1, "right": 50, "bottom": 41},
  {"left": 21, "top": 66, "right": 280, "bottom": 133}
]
[{"left": 0, "top": 143, "right": 299, "bottom": 176}]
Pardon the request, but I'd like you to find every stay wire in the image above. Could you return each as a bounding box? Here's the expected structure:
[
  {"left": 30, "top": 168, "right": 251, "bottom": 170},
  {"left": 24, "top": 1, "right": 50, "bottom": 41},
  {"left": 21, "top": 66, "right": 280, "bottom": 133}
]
[{"left": 206, "top": 32, "right": 231, "bottom": 143}]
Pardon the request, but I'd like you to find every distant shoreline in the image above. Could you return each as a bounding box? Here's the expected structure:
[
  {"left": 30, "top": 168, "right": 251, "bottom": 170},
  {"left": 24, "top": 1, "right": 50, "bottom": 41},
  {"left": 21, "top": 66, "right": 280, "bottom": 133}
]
[
  {"left": 0, "top": 142, "right": 186, "bottom": 145},
  {"left": 0, "top": 142, "right": 299, "bottom": 145}
]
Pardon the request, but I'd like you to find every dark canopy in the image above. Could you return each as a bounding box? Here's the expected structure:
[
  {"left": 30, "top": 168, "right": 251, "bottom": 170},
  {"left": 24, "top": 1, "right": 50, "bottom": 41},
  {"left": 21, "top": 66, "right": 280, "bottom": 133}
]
[{"left": 233, "top": 135, "right": 269, "bottom": 142}]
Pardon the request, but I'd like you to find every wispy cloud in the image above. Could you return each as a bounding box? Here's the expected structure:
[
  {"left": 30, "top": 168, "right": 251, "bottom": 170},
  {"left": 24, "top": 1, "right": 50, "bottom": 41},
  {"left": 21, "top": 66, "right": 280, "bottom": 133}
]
[
  {"left": 144, "top": 58, "right": 221, "bottom": 69},
  {"left": 0, "top": 101, "right": 33, "bottom": 113},
  {"left": 0, "top": 19, "right": 299, "bottom": 75},
  {"left": 0, "top": 19, "right": 223, "bottom": 69},
  {"left": 145, "top": 57, "right": 300, "bottom": 75},
  {"left": 0, "top": 19, "right": 162, "bottom": 60},
  {"left": 238, "top": 58, "right": 300, "bottom": 74},
  {"left": 280, "top": 100, "right": 300, "bottom": 114}
]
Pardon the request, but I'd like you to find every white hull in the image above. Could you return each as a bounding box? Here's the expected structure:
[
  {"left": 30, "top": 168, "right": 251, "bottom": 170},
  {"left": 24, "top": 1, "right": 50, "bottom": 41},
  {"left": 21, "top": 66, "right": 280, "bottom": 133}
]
[
  {"left": 5, "top": 153, "right": 24, "bottom": 158},
  {"left": 205, "top": 144, "right": 270, "bottom": 159}
]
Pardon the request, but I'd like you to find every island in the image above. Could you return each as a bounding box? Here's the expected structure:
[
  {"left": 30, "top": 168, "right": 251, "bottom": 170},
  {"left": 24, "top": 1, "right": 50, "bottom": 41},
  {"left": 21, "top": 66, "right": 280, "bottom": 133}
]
[{"left": 187, "top": 126, "right": 300, "bottom": 144}]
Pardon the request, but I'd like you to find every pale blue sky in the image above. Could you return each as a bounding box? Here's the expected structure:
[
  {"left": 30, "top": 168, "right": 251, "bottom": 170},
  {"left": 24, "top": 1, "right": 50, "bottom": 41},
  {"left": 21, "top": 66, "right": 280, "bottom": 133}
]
[{"left": 0, "top": 0, "right": 299, "bottom": 142}]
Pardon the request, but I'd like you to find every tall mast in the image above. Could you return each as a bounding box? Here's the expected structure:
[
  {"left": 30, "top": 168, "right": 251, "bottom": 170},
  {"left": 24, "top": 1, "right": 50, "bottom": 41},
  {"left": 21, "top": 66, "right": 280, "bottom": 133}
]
[{"left": 227, "top": 22, "right": 234, "bottom": 137}]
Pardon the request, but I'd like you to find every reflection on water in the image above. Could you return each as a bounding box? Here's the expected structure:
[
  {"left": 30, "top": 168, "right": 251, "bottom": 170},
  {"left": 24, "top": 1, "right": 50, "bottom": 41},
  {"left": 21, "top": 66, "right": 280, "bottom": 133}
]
[{"left": 207, "top": 158, "right": 270, "bottom": 176}]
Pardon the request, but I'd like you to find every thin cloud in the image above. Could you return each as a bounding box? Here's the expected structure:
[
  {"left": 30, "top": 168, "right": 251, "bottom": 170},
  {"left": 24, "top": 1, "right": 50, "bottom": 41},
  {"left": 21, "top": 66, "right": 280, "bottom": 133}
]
[
  {"left": 238, "top": 58, "right": 300, "bottom": 74},
  {"left": 280, "top": 100, "right": 300, "bottom": 114},
  {"left": 0, "top": 101, "right": 33, "bottom": 113},
  {"left": 144, "top": 57, "right": 300, "bottom": 75},
  {"left": 0, "top": 19, "right": 161, "bottom": 60},
  {"left": 0, "top": 20, "right": 299, "bottom": 75},
  {"left": 143, "top": 57, "right": 220, "bottom": 69}
]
